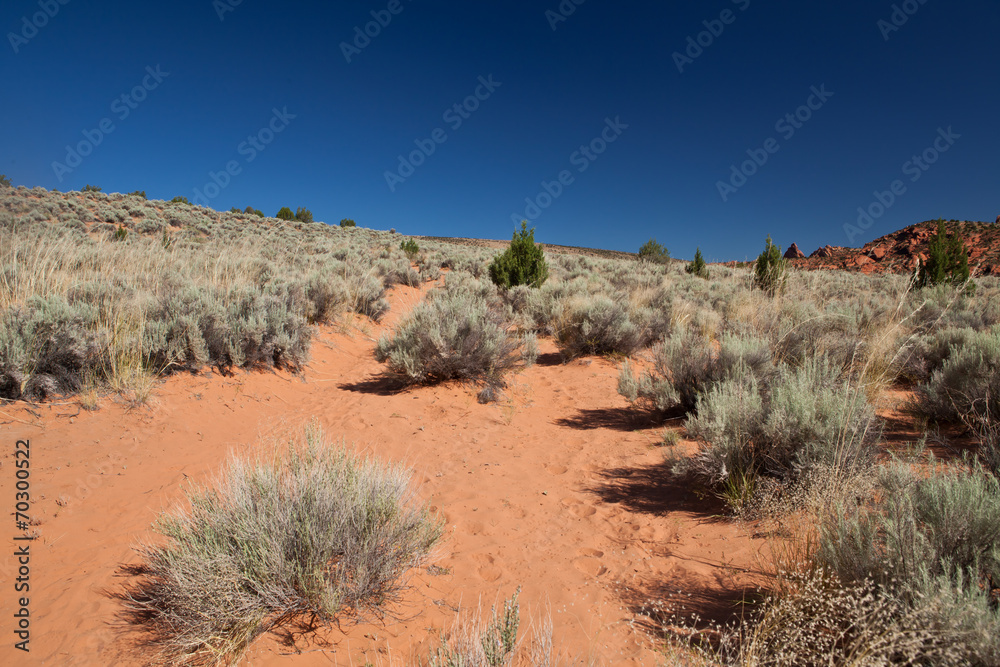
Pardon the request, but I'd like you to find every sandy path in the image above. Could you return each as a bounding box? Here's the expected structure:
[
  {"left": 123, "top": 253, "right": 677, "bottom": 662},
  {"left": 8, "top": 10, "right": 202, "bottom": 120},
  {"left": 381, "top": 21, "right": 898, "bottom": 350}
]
[{"left": 0, "top": 283, "right": 768, "bottom": 666}]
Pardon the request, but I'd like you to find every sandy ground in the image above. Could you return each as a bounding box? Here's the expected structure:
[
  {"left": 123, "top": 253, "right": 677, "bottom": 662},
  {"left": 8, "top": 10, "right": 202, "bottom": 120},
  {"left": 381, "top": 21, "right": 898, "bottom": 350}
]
[{"left": 0, "top": 283, "right": 771, "bottom": 666}]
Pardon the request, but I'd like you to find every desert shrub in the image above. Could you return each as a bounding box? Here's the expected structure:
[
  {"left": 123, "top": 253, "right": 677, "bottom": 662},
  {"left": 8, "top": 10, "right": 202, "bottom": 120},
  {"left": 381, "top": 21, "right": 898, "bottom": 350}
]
[
  {"left": 82, "top": 184, "right": 102, "bottom": 192},
  {"left": 120, "top": 422, "right": 442, "bottom": 665},
  {"left": 488, "top": 221, "right": 549, "bottom": 290},
  {"left": 243, "top": 206, "right": 264, "bottom": 217},
  {"left": 696, "top": 567, "right": 1000, "bottom": 667},
  {"left": 275, "top": 207, "right": 295, "bottom": 220},
  {"left": 679, "top": 357, "right": 877, "bottom": 509},
  {"left": 170, "top": 196, "right": 189, "bottom": 204},
  {"left": 812, "top": 462, "right": 1000, "bottom": 664},
  {"left": 555, "top": 296, "right": 642, "bottom": 359},
  {"left": 638, "top": 238, "right": 670, "bottom": 264},
  {"left": 685, "top": 247, "right": 709, "bottom": 278},
  {"left": 0, "top": 174, "right": 11, "bottom": 188},
  {"left": 127, "top": 190, "right": 146, "bottom": 199},
  {"left": 374, "top": 288, "right": 526, "bottom": 394},
  {"left": 916, "top": 328, "right": 1000, "bottom": 424},
  {"left": 917, "top": 218, "right": 972, "bottom": 290},
  {"left": 753, "top": 235, "right": 787, "bottom": 296},
  {"left": 294, "top": 207, "right": 313, "bottom": 223},
  {"left": 345, "top": 272, "right": 389, "bottom": 321},
  {"left": 618, "top": 332, "right": 773, "bottom": 414},
  {"left": 400, "top": 238, "right": 419, "bottom": 259},
  {"left": 0, "top": 296, "right": 100, "bottom": 400},
  {"left": 340, "top": 218, "right": 356, "bottom": 228},
  {"left": 428, "top": 589, "right": 555, "bottom": 667}
]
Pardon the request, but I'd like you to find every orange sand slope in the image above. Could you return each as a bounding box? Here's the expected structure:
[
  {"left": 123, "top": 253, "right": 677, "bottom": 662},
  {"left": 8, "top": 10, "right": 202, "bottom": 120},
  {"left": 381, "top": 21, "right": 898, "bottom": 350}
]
[{"left": 0, "top": 284, "right": 768, "bottom": 666}]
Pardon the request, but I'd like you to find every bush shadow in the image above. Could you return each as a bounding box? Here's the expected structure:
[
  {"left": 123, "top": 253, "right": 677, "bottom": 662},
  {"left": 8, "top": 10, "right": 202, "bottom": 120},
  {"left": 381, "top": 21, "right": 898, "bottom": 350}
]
[
  {"left": 588, "top": 457, "right": 726, "bottom": 517},
  {"left": 555, "top": 406, "right": 684, "bottom": 432}
]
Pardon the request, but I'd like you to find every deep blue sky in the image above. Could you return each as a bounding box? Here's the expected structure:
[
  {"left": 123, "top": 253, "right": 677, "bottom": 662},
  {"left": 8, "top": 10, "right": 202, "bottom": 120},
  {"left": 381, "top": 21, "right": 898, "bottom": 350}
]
[{"left": 2, "top": 1, "right": 998, "bottom": 260}]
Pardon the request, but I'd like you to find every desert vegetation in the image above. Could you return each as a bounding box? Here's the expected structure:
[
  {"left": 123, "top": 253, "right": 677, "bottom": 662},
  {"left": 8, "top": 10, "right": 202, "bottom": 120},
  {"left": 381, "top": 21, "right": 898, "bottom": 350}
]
[
  {"left": 4, "top": 184, "right": 1000, "bottom": 664},
  {"left": 119, "top": 421, "right": 442, "bottom": 665}
]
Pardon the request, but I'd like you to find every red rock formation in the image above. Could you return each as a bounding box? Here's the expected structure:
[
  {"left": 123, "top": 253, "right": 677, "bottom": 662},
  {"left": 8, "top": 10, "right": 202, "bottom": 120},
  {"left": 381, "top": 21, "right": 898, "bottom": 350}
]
[{"left": 784, "top": 243, "right": 805, "bottom": 259}]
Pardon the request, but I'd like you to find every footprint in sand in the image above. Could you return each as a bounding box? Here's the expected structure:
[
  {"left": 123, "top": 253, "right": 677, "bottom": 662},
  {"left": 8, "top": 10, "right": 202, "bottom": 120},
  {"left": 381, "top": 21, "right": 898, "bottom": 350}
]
[
  {"left": 570, "top": 504, "right": 597, "bottom": 518},
  {"left": 546, "top": 464, "right": 568, "bottom": 475},
  {"left": 577, "top": 548, "right": 604, "bottom": 558},
  {"left": 572, "top": 556, "right": 607, "bottom": 578},
  {"left": 472, "top": 554, "right": 503, "bottom": 582}
]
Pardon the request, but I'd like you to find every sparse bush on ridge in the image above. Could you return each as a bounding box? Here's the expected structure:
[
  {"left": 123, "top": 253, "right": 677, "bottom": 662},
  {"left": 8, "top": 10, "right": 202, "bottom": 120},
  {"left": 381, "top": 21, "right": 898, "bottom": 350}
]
[
  {"left": 120, "top": 421, "right": 442, "bottom": 666},
  {"left": 275, "top": 206, "right": 295, "bottom": 220},
  {"left": 340, "top": 217, "right": 356, "bottom": 228},
  {"left": 489, "top": 221, "right": 549, "bottom": 290},
  {"left": 170, "top": 195, "right": 189, "bottom": 204},
  {"left": 82, "top": 184, "right": 102, "bottom": 192},
  {"left": 685, "top": 247, "right": 709, "bottom": 278},
  {"left": 753, "top": 235, "right": 787, "bottom": 296},
  {"left": 0, "top": 174, "right": 11, "bottom": 188},
  {"left": 638, "top": 238, "right": 670, "bottom": 264},
  {"left": 294, "top": 207, "right": 313, "bottom": 223}
]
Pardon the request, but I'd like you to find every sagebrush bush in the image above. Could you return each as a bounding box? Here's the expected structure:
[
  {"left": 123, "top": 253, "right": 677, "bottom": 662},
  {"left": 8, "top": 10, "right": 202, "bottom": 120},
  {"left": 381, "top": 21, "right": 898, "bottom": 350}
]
[
  {"left": 374, "top": 285, "right": 527, "bottom": 394},
  {"left": 916, "top": 327, "right": 1000, "bottom": 423},
  {"left": 120, "top": 421, "right": 442, "bottom": 665},
  {"left": 680, "top": 357, "right": 878, "bottom": 509},
  {"left": 555, "top": 295, "right": 643, "bottom": 359},
  {"left": 489, "top": 221, "right": 548, "bottom": 290},
  {"left": 618, "top": 332, "right": 773, "bottom": 414}
]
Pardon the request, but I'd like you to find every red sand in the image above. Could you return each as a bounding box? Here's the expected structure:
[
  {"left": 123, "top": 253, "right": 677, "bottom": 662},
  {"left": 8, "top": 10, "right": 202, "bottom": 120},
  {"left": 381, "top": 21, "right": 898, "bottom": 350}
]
[{"left": 0, "top": 284, "right": 769, "bottom": 665}]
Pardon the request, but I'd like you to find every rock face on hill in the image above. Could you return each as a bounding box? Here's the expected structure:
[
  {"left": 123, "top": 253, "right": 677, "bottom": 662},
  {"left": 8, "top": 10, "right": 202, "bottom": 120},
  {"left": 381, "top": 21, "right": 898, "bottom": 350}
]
[
  {"left": 783, "top": 243, "right": 805, "bottom": 259},
  {"left": 790, "top": 219, "right": 1000, "bottom": 275}
]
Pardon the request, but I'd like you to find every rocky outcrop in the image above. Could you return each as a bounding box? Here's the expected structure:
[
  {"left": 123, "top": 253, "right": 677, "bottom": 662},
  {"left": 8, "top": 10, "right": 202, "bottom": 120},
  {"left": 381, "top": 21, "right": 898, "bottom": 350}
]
[
  {"left": 784, "top": 243, "right": 805, "bottom": 259},
  {"left": 793, "top": 219, "right": 1000, "bottom": 276}
]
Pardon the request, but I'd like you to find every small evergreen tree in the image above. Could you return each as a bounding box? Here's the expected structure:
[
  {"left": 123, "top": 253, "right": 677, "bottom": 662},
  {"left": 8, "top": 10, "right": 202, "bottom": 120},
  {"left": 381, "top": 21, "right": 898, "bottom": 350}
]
[
  {"left": 400, "top": 238, "right": 419, "bottom": 259},
  {"left": 340, "top": 218, "right": 356, "bottom": 228},
  {"left": 685, "top": 247, "right": 709, "bottom": 278},
  {"left": 295, "top": 207, "right": 314, "bottom": 223},
  {"left": 489, "top": 221, "right": 549, "bottom": 289},
  {"left": 276, "top": 207, "right": 295, "bottom": 220},
  {"left": 128, "top": 190, "right": 147, "bottom": 199},
  {"left": 638, "top": 238, "right": 671, "bottom": 264},
  {"left": 1, "top": 174, "right": 13, "bottom": 188},
  {"left": 917, "top": 219, "right": 971, "bottom": 290},
  {"left": 83, "top": 184, "right": 102, "bottom": 192},
  {"left": 244, "top": 206, "right": 264, "bottom": 217},
  {"left": 753, "top": 235, "right": 787, "bottom": 295},
  {"left": 170, "top": 196, "right": 189, "bottom": 204}
]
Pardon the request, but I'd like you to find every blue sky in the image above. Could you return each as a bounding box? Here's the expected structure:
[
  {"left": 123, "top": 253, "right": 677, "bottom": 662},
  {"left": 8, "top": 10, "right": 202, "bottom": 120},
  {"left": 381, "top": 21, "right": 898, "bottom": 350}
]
[{"left": 2, "top": 0, "right": 998, "bottom": 260}]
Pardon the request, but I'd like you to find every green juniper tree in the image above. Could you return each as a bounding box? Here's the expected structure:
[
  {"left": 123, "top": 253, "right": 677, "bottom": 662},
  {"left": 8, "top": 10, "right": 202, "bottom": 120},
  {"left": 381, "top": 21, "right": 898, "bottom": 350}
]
[
  {"left": 638, "top": 238, "right": 671, "bottom": 264},
  {"left": 686, "top": 247, "right": 709, "bottom": 278},
  {"left": 917, "top": 218, "right": 971, "bottom": 291},
  {"left": 753, "top": 235, "right": 787, "bottom": 295},
  {"left": 489, "top": 221, "right": 549, "bottom": 289}
]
